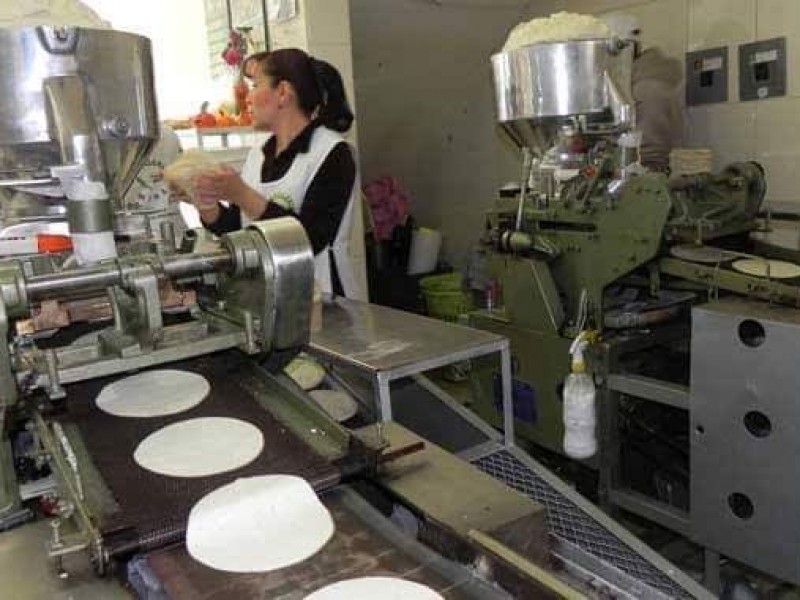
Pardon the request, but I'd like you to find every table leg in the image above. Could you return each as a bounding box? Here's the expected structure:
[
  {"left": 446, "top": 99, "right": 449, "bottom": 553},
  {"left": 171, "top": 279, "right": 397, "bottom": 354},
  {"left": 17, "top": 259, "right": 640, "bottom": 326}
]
[
  {"left": 500, "top": 343, "right": 515, "bottom": 447},
  {"left": 374, "top": 373, "right": 392, "bottom": 422},
  {"left": 374, "top": 373, "right": 392, "bottom": 445}
]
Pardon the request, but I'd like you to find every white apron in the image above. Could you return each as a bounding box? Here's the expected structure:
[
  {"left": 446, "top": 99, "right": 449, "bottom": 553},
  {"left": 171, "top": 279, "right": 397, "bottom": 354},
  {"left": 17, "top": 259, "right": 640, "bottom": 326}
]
[{"left": 240, "top": 127, "right": 368, "bottom": 301}]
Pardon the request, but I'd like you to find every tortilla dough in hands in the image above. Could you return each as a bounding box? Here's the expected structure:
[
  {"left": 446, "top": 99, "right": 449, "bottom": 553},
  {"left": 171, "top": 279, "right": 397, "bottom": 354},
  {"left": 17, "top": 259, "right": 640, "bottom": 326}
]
[{"left": 163, "top": 150, "right": 223, "bottom": 209}]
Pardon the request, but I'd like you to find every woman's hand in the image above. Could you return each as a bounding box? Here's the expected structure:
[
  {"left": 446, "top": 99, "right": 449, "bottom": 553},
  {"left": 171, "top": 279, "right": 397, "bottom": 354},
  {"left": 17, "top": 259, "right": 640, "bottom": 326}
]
[
  {"left": 193, "top": 166, "right": 250, "bottom": 206},
  {"left": 169, "top": 182, "right": 220, "bottom": 225}
]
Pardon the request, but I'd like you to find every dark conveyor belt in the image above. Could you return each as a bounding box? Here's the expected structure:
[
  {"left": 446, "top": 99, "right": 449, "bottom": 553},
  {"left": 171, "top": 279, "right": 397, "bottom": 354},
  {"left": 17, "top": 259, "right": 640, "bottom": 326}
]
[
  {"left": 142, "top": 487, "right": 508, "bottom": 600},
  {"left": 59, "top": 351, "right": 340, "bottom": 558}
]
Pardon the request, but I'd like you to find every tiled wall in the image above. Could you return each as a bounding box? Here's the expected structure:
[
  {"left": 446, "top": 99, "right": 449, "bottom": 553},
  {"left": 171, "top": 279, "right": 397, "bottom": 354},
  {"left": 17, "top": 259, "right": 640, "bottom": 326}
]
[{"left": 562, "top": 0, "right": 800, "bottom": 210}]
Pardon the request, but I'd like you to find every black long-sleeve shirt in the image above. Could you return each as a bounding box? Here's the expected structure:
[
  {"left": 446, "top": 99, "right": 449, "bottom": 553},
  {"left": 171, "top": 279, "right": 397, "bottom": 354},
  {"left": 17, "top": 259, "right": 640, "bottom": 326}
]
[{"left": 205, "top": 122, "right": 356, "bottom": 255}]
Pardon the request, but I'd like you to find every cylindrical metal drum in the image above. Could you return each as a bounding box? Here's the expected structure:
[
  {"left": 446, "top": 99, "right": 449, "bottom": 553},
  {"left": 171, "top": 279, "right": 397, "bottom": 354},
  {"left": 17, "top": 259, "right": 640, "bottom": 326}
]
[{"left": 491, "top": 39, "right": 634, "bottom": 150}]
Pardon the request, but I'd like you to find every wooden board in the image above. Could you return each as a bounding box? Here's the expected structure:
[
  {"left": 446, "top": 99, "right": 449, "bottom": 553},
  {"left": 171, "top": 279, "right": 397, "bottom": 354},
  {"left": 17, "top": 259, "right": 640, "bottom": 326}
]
[{"left": 376, "top": 423, "right": 549, "bottom": 564}]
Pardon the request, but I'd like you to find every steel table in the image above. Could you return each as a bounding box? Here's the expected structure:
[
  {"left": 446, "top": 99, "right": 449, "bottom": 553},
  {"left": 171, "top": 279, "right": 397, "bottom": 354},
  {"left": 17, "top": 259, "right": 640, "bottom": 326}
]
[{"left": 308, "top": 298, "right": 515, "bottom": 446}]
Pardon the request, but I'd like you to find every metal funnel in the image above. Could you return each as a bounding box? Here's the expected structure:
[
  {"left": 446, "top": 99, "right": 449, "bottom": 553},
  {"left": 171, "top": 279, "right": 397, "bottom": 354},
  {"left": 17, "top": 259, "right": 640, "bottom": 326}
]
[
  {"left": 491, "top": 39, "right": 635, "bottom": 154},
  {"left": 0, "top": 27, "right": 159, "bottom": 201}
]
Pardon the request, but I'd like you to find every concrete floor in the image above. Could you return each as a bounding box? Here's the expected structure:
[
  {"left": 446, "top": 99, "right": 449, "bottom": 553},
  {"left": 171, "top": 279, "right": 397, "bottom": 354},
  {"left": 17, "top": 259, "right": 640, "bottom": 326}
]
[{"left": 0, "top": 520, "right": 130, "bottom": 600}]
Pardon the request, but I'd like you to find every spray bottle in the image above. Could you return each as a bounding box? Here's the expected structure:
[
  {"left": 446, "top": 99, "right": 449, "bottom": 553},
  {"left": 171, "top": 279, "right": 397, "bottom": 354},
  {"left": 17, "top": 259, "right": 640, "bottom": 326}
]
[{"left": 563, "top": 332, "right": 597, "bottom": 459}]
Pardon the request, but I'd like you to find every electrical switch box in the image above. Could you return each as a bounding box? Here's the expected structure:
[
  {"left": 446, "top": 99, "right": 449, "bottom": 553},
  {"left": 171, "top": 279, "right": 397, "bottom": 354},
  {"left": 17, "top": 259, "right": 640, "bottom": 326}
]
[
  {"left": 739, "top": 37, "right": 786, "bottom": 101},
  {"left": 686, "top": 47, "right": 728, "bottom": 106}
]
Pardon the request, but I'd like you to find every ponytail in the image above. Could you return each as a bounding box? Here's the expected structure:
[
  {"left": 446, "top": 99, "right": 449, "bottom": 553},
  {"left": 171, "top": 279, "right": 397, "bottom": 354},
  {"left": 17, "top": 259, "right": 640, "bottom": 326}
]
[{"left": 311, "top": 58, "right": 354, "bottom": 133}]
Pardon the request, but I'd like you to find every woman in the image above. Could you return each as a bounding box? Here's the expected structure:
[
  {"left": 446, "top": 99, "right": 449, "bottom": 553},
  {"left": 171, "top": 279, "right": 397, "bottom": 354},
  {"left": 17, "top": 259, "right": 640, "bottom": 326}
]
[{"left": 192, "top": 48, "right": 367, "bottom": 301}]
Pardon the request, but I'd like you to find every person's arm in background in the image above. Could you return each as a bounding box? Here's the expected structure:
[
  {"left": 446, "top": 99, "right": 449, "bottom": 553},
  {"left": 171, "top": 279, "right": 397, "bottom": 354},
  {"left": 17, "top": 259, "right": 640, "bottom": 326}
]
[
  {"left": 632, "top": 48, "right": 684, "bottom": 172},
  {"left": 260, "top": 143, "right": 356, "bottom": 254}
]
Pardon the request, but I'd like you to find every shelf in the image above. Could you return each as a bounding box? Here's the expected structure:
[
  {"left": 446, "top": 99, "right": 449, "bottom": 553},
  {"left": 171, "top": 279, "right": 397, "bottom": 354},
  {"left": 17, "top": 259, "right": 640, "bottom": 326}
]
[{"left": 193, "top": 126, "right": 254, "bottom": 135}]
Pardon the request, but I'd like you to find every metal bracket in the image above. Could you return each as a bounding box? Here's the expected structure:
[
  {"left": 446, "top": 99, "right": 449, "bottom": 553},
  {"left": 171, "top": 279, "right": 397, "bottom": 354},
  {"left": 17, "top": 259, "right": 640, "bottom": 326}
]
[
  {"left": 110, "top": 262, "right": 163, "bottom": 350},
  {"left": 44, "top": 349, "right": 65, "bottom": 400}
]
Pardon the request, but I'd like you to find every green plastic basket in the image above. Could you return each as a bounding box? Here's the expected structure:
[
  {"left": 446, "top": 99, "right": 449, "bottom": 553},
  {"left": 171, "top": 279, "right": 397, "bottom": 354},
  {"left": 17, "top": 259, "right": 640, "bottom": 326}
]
[{"left": 420, "top": 273, "right": 473, "bottom": 322}]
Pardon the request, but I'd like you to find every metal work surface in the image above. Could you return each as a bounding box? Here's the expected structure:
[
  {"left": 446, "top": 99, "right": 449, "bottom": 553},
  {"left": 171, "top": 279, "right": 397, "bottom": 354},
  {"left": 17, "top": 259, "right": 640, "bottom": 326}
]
[
  {"left": 473, "top": 449, "right": 703, "bottom": 599},
  {"left": 144, "top": 486, "right": 506, "bottom": 600},
  {"left": 309, "top": 298, "right": 506, "bottom": 376},
  {"left": 309, "top": 298, "right": 513, "bottom": 439},
  {"left": 60, "top": 351, "right": 338, "bottom": 557},
  {"left": 691, "top": 299, "right": 800, "bottom": 584}
]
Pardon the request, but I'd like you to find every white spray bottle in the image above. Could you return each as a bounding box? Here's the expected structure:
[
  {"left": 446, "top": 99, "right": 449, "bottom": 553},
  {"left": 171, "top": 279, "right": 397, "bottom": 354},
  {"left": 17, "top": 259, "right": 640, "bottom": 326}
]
[{"left": 563, "top": 333, "right": 597, "bottom": 459}]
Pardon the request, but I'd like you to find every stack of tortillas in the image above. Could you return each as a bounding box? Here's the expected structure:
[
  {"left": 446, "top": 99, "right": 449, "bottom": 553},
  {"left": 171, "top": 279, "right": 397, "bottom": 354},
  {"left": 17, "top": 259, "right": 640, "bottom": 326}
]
[{"left": 670, "top": 148, "right": 714, "bottom": 176}]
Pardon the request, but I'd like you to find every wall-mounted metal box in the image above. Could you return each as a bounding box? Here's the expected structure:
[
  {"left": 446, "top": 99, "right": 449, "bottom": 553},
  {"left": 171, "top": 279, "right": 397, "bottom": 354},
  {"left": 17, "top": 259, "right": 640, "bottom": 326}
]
[
  {"left": 686, "top": 47, "right": 728, "bottom": 106},
  {"left": 739, "top": 37, "right": 787, "bottom": 101}
]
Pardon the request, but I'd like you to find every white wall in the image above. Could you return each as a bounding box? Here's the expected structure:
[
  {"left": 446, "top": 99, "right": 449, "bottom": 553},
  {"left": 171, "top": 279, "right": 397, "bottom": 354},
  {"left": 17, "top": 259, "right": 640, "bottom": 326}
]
[
  {"left": 556, "top": 0, "right": 800, "bottom": 211},
  {"left": 270, "top": 0, "right": 359, "bottom": 147},
  {"left": 350, "top": 0, "right": 556, "bottom": 268},
  {"left": 84, "top": 0, "right": 219, "bottom": 120}
]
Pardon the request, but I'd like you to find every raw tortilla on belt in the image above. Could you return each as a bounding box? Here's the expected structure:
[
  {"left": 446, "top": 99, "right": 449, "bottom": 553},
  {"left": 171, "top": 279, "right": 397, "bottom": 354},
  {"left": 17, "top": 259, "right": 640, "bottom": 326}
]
[
  {"left": 133, "top": 417, "right": 264, "bottom": 478},
  {"left": 186, "top": 475, "right": 334, "bottom": 572},
  {"left": 96, "top": 370, "right": 210, "bottom": 418}
]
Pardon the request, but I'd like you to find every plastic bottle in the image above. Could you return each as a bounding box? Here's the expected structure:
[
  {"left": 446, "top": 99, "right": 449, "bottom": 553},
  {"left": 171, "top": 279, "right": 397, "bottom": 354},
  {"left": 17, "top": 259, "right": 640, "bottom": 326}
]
[{"left": 563, "top": 336, "right": 597, "bottom": 459}]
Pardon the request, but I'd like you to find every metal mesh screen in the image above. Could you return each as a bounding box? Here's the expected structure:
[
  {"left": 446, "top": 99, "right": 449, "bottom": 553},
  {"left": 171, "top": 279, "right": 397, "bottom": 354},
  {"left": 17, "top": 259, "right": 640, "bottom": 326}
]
[{"left": 474, "top": 450, "right": 691, "bottom": 598}]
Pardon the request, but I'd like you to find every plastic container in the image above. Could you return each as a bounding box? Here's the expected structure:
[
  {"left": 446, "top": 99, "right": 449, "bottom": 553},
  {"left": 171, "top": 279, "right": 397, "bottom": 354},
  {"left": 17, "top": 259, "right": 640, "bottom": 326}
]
[
  {"left": 562, "top": 340, "right": 597, "bottom": 459},
  {"left": 420, "top": 273, "right": 474, "bottom": 322},
  {"left": 407, "top": 228, "right": 442, "bottom": 275}
]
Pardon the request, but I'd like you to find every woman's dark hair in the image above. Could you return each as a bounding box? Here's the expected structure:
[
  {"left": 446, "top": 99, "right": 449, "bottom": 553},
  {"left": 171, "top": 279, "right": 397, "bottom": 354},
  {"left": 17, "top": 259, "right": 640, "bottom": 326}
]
[{"left": 245, "top": 48, "right": 354, "bottom": 133}]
